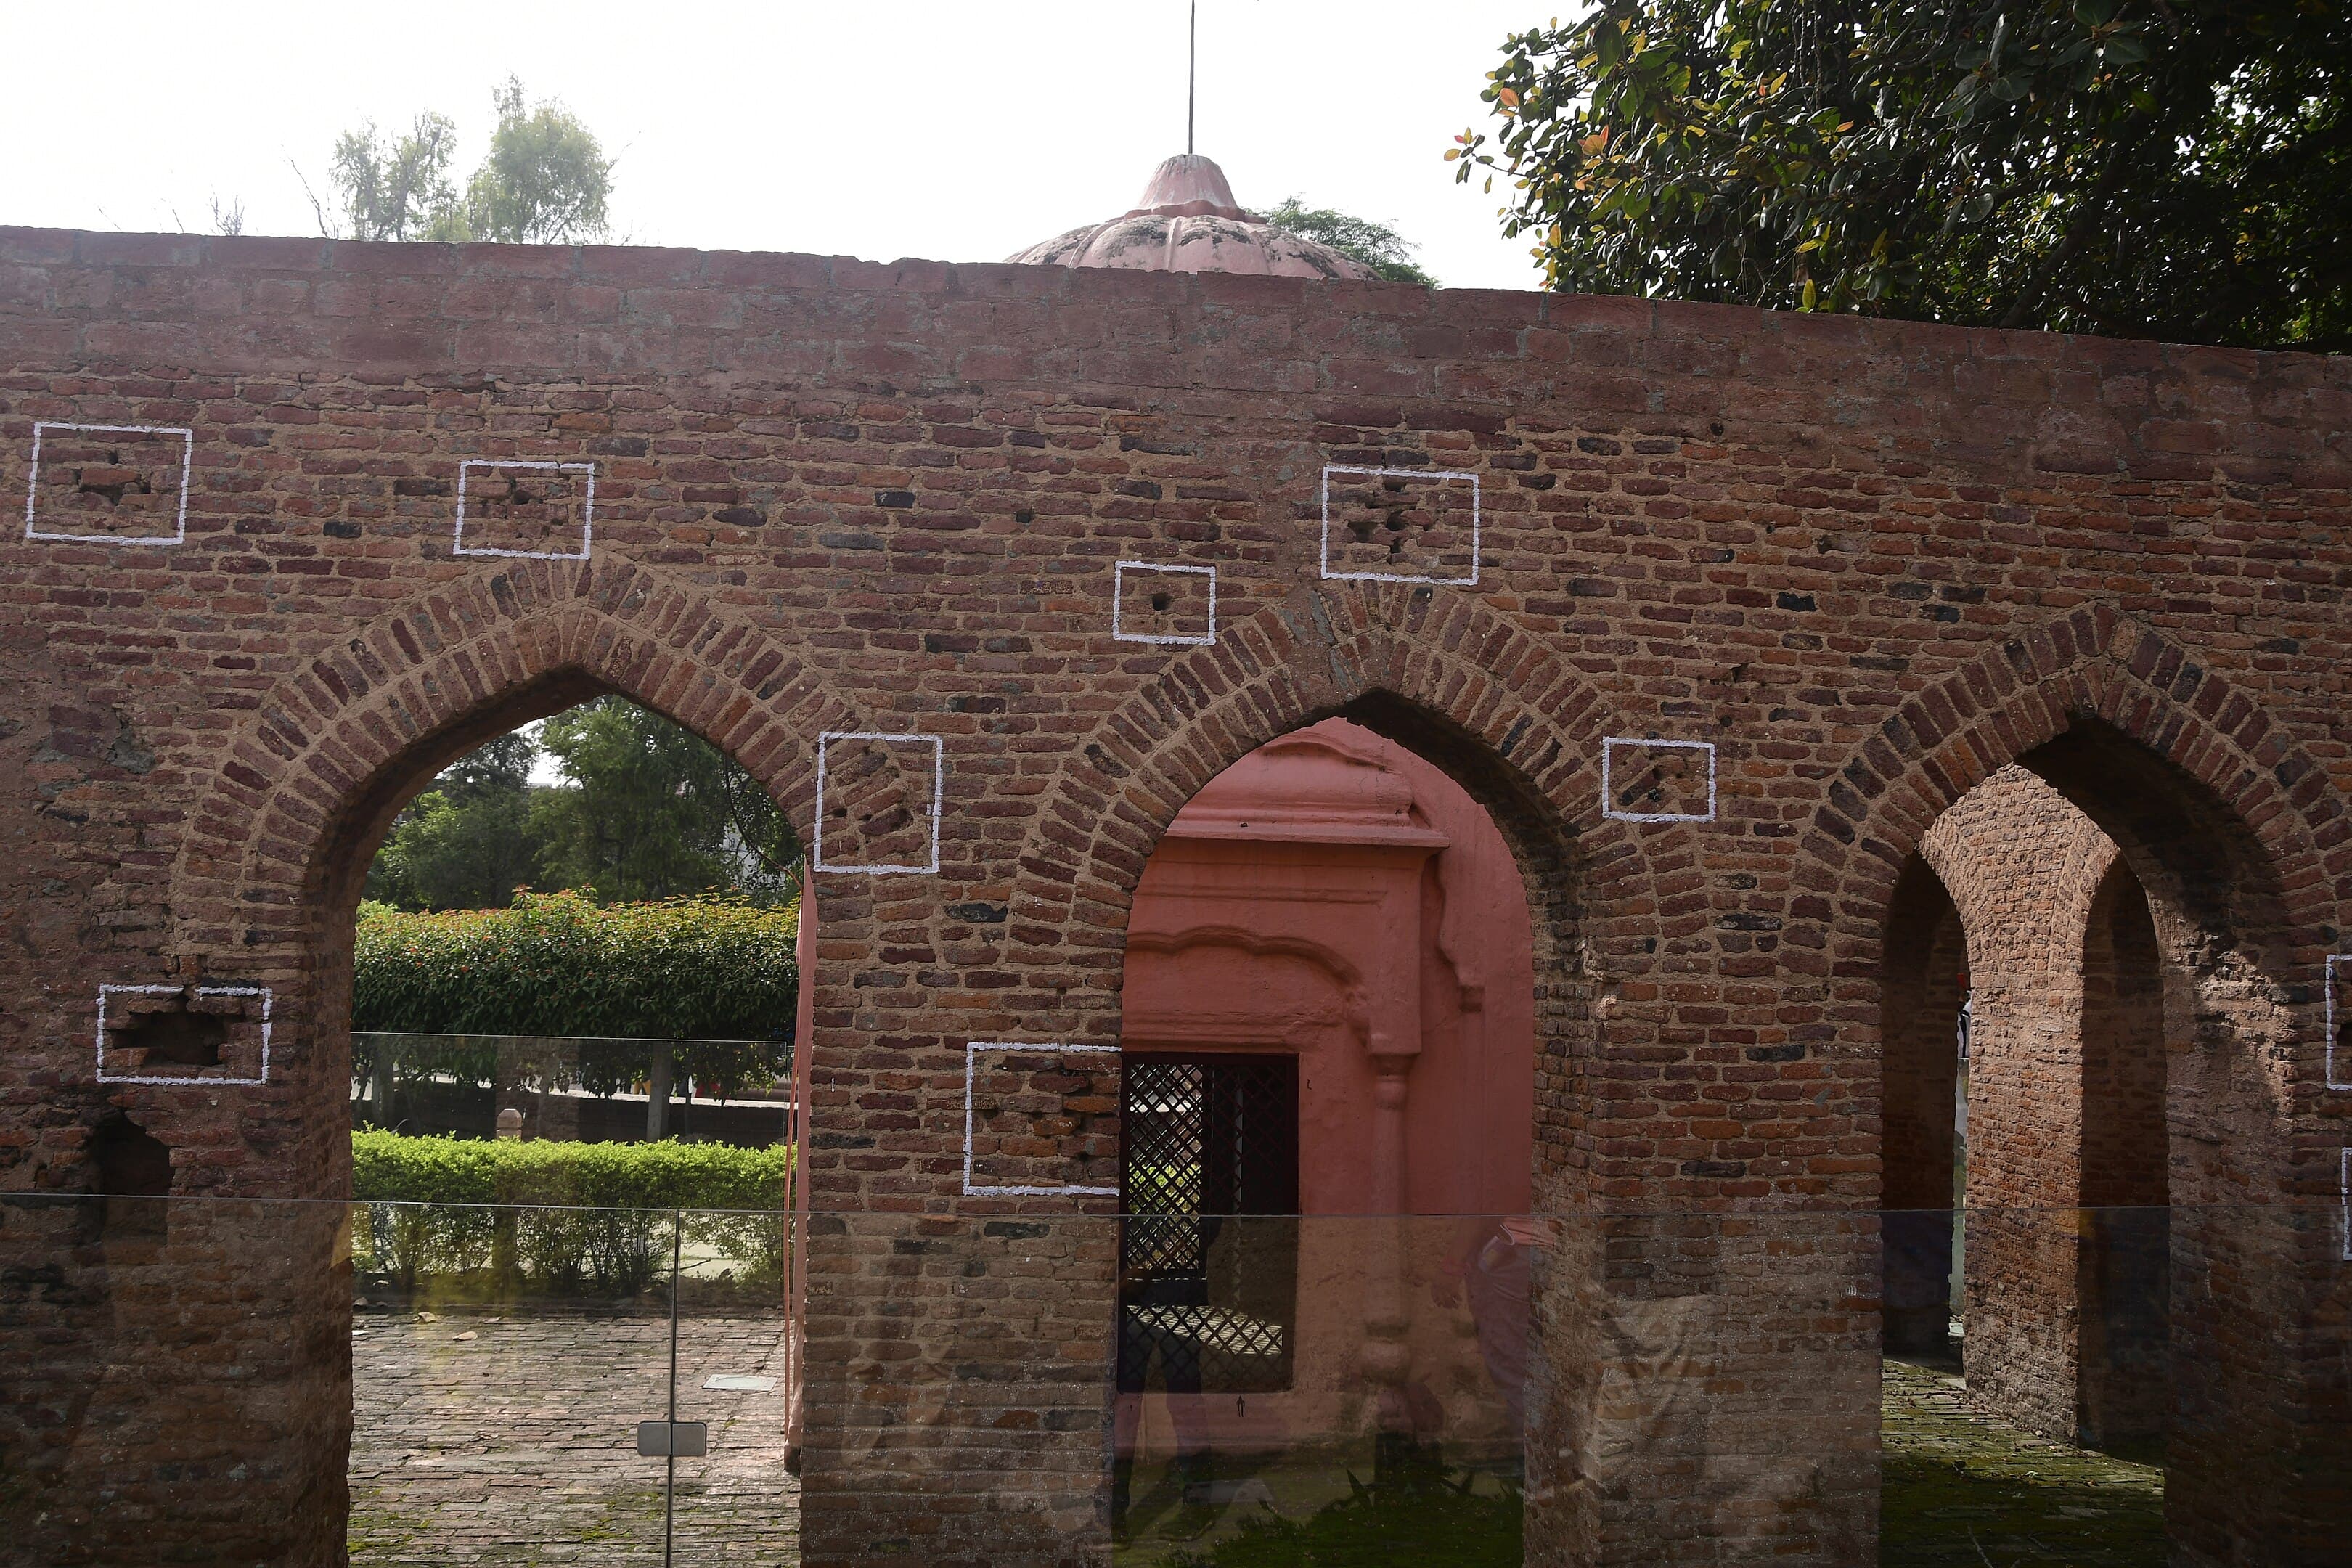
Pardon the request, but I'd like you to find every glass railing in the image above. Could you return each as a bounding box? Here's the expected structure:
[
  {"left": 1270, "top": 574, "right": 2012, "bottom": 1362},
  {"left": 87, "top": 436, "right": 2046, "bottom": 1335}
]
[{"left": 1, "top": 1196, "right": 2344, "bottom": 1566}]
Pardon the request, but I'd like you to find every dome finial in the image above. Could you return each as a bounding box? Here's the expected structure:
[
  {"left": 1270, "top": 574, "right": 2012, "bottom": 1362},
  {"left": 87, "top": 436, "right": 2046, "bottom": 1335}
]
[{"left": 1188, "top": 1, "right": 1197, "bottom": 158}]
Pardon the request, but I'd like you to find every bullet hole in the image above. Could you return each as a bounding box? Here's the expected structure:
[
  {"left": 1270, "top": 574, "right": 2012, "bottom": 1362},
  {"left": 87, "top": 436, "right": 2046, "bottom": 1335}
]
[
  {"left": 75, "top": 454, "right": 152, "bottom": 507},
  {"left": 1710, "top": 421, "right": 1726, "bottom": 437},
  {"left": 1016, "top": 509, "right": 1034, "bottom": 525},
  {"left": 1151, "top": 592, "right": 1172, "bottom": 613},
  {"left": 118, "top": 1003, "right": 226, "bottom": 1069}
]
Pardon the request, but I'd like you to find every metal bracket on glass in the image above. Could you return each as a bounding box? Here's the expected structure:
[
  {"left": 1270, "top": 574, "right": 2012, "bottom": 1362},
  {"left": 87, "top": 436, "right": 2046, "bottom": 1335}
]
[{"left": 637, "top": 1419, "right": 709, "bottom": 1458}]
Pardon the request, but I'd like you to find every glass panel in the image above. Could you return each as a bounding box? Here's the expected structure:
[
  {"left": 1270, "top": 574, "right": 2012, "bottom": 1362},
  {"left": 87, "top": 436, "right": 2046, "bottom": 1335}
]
[
  {"left": 4, "top": 1197, "right": 2341, "bottom": 1562},
  {"left": 348, "top": 1199, "right": 679, "bottom": 1564},
  {"left": 666, "top": 1204, "right": 801, "bottom": 1564}
]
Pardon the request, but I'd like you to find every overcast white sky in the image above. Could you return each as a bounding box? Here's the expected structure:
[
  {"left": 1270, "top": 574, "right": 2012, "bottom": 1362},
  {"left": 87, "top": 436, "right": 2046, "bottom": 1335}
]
[{"left": 0, "top": 1, "right": 1555, "bottom": 290}]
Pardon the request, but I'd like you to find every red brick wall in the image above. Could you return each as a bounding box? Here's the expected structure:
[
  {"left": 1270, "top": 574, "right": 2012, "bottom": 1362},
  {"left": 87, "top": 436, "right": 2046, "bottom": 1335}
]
[{"left": 1, "top": 229, "right": 2348, "bottom": 1564}]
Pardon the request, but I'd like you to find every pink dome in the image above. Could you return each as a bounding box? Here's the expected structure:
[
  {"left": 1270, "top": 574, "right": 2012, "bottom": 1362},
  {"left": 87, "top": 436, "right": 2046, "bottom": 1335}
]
[{"left": 1006, "top": 153, "right": 1376, "bottom": 281}]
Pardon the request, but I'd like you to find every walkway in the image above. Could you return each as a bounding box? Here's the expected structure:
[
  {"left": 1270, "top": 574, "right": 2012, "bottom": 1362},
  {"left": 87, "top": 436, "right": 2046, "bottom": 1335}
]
[{"left": 351, "top": 1310, "right": 799, "bottom": 1565}]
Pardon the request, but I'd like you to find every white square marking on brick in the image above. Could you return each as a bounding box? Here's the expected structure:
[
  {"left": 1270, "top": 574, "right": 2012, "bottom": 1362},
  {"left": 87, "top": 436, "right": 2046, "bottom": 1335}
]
[
  {"left": 1600, "top": 736, "right": 1718, "bottom": 823},
  {"left": 452, "top": 459, "right": 595, "bottom": 560},
  {"left": 963, "top": 1042, "right": 1120, "bottom": 1198},
  {"left": 1111, "top": 560, "right": 1217, "bottom": 646},
  {"left": 812, "top": 730, "right": 944, "bottom": 875},
  {"left": 1318, "top": 464, "right": 1480, "bottom": 587},
  {"left": 95, "top": 983, "right": 274, "bottom": 1086},
  {"left": 2326, "top": 955, "right": 2351, "bottom": 1091},
  {"left": 23, "top": 422, "right": 194, "bottom": 546},
  {"left": 2340, "top": 1146, "right": 2351, "bottom": 1262}
]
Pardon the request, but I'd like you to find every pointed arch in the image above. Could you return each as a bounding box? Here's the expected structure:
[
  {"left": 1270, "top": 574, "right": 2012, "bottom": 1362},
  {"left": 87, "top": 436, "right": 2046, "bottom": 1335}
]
[
  {"left": 168, "top": 558, "right": 855, "bottom": 954},
  {"left": 1816, "top": 606, "right": 2352, "bottom": 1194},
  {"left": 1011, "top": 580, "right": 1631, "bottom": 944},
  {"left": 1008, "top": 579, "right": 1665, "bottom": 1190},
  {"left": 1814, "top": 606, "right": 2348, "bottom": 940}
]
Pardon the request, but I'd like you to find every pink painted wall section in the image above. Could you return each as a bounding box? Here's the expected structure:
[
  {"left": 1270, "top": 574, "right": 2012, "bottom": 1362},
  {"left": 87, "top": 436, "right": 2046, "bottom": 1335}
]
[
  {"left": 1116, "top": 718, "right": 1538, "bottom": 1463},
  {"left": 1124, "top": 717, "right": 1536, "bottom": 1219}
]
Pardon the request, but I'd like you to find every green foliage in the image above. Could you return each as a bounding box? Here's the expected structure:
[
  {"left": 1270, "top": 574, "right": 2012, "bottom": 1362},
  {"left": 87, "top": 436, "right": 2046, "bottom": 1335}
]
[
  {"left": 351, "top": 1130, "right": 791, "bottom": 1296},
  {"left": 330, "top": 112, "right": 467, "bottom": 242},
  {"left": 362, "top": 700, "right": 799, "bottom": 913},
  {"left": 364, "top": 732, "right": 546, "bottom": 911},
  {"left": 1453, "top": 2, "right": 2352, "bottom": 349},
  {"left": 352, "top": 890, "right": 796, "bottom": 1098},
  {"left": 324, "top": 77, "right": 611, "bottom": 245},
  {"left": 534, "top": 696, "right": 800, "bottom": 907},
  {"left": 1159, "top": 1461, "right": 1520, "bottom": 1567},
  {"left": 462, "top": 77, "right": 613, "bottom": 243},
  {"left": 1262, "top": 198, "right": 1437, "bottom": 286}
]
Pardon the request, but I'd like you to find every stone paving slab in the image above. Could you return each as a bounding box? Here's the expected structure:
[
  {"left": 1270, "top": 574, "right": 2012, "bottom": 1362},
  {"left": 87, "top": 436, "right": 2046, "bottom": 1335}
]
[{"left": 351, "top": 1310, "right": 800, "bottom": 1566}]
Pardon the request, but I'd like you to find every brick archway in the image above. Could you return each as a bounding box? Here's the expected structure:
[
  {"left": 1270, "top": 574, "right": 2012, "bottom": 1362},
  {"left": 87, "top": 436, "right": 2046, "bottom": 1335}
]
[
  {"left": 1005, "top": 579, "right": 1639, "bottom": 1182},
  {"left": 1818, "top": 606, "right": 2345, "bottom": 957},
  {"left": 171, "top": 557, "right": 851, "bottom": 955},
  {"left": 1821, "top": 607, "right": 2351, "bottom": 1566},
  {"left": 152, "top": 558, "right": 853, "bottom": 1203}
]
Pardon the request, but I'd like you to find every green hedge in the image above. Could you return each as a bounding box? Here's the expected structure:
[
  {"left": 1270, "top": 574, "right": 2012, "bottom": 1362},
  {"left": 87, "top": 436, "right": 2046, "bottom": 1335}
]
[
  {"left": 351, "top": 1130, "right": 791, "bottom": 1297},
  {"left": 352, "top": 889, "right": 796, "bottom": 1098}
]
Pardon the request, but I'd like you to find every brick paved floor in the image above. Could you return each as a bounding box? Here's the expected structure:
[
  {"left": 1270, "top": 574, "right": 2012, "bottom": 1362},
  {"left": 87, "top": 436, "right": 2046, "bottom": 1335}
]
[
  {"left": 1881, "top": 1352, "right": 2163, "bottom": 1565},
  {"left": 350, "top": 1309, "right": 800, "bottom": 1565}
]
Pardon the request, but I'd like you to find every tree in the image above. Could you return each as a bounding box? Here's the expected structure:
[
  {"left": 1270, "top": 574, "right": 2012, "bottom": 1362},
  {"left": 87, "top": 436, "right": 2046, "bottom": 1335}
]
[
  {"left": 319, "top": 78, "right": 611, "bottom": 245},
  {"left": 364, "top": 732, "right": 548, "bottom": 910},
  {"left": 1265, "top": 198, "right": 1437, "bottom": 285},
  {"left": 1450, "top": 2, "right": 2352, "bottom": 350},
  {"left": 531, "top": 698, "right": 799, "bottom": 907},
  {"left": 328, "top": 112, "right": 467, "bottom": 242},
  {"left": 462, "top": 78, "right": 613, "bottom": 243}
]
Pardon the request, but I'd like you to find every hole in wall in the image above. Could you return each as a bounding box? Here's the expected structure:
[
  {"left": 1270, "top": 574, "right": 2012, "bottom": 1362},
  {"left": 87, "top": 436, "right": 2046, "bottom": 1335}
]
[{"left": 119, "top": 1004, "right": 227, "bottom": 1068}]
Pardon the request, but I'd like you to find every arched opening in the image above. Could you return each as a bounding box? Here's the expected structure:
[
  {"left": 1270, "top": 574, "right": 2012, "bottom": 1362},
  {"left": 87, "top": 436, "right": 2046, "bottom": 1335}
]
[
  {"left": 1879, "top": 859, "right": 1968, "bottom": 1359},
  {"left": 1880, "top": 716, "right": 2308, "bottom": 1561},
  {"left": 307, "top": 673, "right": 810, "bottom": 1564},
  {"left": 1108, "top": 714, "right": 1543, "bottom": 1555},
  {"left": 2076, "top": 856, "right": 2168, "bottom": 1452}
]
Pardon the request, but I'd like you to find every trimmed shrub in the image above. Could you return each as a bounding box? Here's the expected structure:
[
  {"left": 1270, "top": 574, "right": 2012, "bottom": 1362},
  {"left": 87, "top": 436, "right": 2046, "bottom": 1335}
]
[
  {"left": 351, "top": 1130, "right": 791, "bottom": 1297},
  {"left": 352, "top": 889, "right": 796, "bottom": 1098}
]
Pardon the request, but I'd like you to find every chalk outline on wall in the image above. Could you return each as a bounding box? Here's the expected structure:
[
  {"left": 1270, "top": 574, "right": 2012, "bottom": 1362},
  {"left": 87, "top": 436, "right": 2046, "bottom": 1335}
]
[
  {"left": 812, "top": 730, "right": 944, "bottom": 875},
  {"left": 963, "top": 1042, "right": 1122, "bottom": 1198},
  {"left": 2341, "top": 1146, "right": 2351, "bottom": 1263},
  {"left": 452, "top": 459, "right": 596, "bottom": 561},
  {"left": 23, "top": 422, "right": 195, "bottom": 546},
  {"left": 95, "top": 983, "right": 274, "bottom": 1086},
  {"left": 1601, "top": 736, "right": 1719, "bottom": 823},
  {"left": 1318, "top": 464, "right": 1481, "bottom": 587},
  {"left": 2326, "top": 955, "right": 2352, "bottom": 1090},
  {"left": 1111, "top": 560, "right": 1217, "bottom": 647}
]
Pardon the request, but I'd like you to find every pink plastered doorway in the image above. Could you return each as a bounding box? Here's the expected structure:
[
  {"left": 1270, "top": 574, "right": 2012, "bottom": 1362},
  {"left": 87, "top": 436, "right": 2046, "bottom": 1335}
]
[{"left": 1116, "top": 717, "right": 1536, "bottom": 1471}]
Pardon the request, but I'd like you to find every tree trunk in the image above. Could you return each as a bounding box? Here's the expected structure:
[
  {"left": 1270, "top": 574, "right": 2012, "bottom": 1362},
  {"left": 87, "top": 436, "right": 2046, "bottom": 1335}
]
[{"left": 645, "top": 1047, "right": 672, "bottom": 1140}]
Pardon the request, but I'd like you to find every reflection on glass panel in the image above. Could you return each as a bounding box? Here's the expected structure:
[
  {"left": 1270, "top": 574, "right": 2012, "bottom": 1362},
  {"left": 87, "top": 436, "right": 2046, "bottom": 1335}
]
[
  {"left": 8, "top": 1195, "right": 2343, "bottom": 1564},
  {"left": 347, "top": 1200, "right": 679, "bottom": 1565}
]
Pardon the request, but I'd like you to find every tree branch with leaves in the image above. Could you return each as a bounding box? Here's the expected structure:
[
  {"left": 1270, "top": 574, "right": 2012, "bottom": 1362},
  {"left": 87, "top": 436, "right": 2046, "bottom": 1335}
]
[
  {"left": 316, "top": 77, "right": 614, "bottom": 245},
  {"left": 1451, "top": 1, "right": 2350, "bottom": 350}
]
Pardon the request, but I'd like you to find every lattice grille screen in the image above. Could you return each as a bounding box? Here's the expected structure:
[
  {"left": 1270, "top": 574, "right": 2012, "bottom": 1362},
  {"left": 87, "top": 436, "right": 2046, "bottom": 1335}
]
[{"left": 1118, "top": 1054, "right": 1298, "bottom": 1394}]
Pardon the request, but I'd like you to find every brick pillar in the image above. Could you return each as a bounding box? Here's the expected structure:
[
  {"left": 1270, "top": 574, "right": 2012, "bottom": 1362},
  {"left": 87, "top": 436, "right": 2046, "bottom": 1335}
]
[
  {"left": 1924, "top": 767, "right": 2114, "bottom": 1441},
  {"left": 2075, "top": 859, "right": 2168, "bottom": 1449}
]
